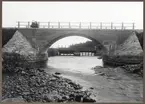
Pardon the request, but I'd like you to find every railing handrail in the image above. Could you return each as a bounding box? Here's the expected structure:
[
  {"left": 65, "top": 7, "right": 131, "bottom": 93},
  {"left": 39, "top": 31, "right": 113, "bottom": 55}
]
[
  {"left": 16, "top": 21, "right": 135, "bottom": 30},
  {"left": 17, "top": 21, "right": 134, "bottom": 24}
]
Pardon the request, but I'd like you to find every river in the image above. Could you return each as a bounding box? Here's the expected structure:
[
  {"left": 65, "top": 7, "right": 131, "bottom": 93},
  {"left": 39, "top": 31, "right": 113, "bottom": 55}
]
[{"left": 45, "top": 56, "right": 143, "bottom": 102}]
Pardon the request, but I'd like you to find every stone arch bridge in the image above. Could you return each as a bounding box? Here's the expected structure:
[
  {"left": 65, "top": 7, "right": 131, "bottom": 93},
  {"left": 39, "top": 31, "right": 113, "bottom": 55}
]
[{"left": 12, "top": 28, "right": 134, "bottom": 61}]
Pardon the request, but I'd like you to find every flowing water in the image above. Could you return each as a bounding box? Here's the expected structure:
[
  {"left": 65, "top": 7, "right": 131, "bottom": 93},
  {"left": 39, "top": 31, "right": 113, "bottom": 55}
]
[
  {"left": 45, "top": 56, "right": 143, "bottom": 102},
  {"left": 47, "top": 56, "right": 103, "bottom": 74}
]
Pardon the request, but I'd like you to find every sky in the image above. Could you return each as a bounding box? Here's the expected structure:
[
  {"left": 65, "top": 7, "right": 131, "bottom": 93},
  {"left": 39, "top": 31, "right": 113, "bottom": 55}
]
[{"left": 2, "top": 1, "right": 143, "bottom": 48}]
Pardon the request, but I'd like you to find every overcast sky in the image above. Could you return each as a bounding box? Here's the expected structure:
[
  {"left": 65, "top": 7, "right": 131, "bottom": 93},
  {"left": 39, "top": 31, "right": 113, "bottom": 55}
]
[{"left": 2, "top": 1, "right": 143, "bottom": 48}]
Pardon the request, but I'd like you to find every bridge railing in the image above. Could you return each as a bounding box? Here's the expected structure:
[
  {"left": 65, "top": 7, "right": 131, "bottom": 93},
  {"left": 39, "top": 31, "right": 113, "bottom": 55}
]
[{"left": 16, "top": 21, "right": 135, "bottom": 30}]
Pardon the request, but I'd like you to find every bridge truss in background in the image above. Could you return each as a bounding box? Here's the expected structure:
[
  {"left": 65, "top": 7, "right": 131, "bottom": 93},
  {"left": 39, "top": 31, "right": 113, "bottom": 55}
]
[{"left": 16, "top": 21, "right": 135, "bottom": 30}]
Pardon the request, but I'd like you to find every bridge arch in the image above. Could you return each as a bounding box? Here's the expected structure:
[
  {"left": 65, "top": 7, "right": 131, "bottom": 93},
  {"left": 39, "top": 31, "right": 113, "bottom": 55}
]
[{"left": 41, "top": 33, "right": 108, "bottom": 54}]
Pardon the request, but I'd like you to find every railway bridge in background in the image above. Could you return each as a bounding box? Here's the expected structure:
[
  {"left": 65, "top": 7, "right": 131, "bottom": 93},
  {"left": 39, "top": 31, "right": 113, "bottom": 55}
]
[{"left": 4, "top": 21, "right": 140, "bottom": 61}]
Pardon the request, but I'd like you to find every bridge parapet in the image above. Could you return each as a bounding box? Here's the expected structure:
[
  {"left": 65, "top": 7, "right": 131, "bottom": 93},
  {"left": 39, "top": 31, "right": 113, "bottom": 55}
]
[{"left": 16, "top": 21, "right": 135, "bottom": 30}]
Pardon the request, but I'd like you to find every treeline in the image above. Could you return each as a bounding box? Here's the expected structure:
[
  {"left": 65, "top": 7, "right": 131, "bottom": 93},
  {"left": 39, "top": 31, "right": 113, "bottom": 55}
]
[
  {"left": 68, "top": 41, "right": 102, "bottom": 51},
  {"left": 47, "top": 41, "right": 103, "bottom": 56}
]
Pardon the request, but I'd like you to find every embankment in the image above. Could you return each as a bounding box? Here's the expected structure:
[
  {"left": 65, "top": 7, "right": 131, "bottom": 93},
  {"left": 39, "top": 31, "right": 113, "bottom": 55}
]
[{"left": 103, "top": 32, "right": 143, "bottom": 76}]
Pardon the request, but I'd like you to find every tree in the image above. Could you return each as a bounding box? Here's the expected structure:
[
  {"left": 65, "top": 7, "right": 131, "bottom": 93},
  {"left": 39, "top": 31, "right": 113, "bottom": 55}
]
[{"left": 30, "top": 21, "right": 39, "bottom": 28}]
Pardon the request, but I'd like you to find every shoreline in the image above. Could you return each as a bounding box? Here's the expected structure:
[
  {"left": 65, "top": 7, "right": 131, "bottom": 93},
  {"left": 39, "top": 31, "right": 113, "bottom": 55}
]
[
  {"left": 2, "top": 53, "right": 143, "bottom": 102},
  {"left": 2, "top": 58, "right": 96, "bottom": 103}
]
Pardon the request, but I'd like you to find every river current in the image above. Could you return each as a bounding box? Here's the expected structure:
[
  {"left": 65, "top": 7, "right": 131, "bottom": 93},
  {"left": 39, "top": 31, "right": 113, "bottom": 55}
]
[{"left": 47, "top": 56, "right": 103, "bottom": 74}]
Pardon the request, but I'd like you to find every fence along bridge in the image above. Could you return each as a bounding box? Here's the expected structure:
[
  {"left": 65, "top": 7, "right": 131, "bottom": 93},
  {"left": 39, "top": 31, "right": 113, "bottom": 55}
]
[{"left": 17, "top": 21, "right": 135, "bottom": 30}]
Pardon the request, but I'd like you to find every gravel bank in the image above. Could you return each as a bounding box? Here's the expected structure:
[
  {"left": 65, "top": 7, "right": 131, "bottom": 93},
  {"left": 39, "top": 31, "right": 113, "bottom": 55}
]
[{"left": 2, "top": 56, "right": 95, "bottom": 103}]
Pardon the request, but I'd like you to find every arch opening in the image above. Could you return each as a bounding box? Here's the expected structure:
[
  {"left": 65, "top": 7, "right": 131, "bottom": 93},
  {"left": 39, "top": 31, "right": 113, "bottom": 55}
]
[{"left": 43, "top": 35, "right": 107, "bottom": 57}]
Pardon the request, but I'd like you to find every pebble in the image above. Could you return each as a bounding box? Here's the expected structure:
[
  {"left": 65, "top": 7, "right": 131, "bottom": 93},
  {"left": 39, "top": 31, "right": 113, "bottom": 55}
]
[
  {"left": 99, "top": 72, "right": 105, "bottom": 76},
  {"left": 89, "top": 87, "right": 94, "bottom": 89},
  {"left": 55, "top": 72, "right": 61, "bottom": 75}
]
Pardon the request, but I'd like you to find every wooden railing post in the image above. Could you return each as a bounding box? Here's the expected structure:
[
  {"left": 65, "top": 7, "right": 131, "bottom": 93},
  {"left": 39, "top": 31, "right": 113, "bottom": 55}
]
[
  {"left": 28, "top": 22, "right": 30, "bottom": 28},
  {"left": 69, "top": 22, "right": 71, "bottom": 28},
  {"left": 90, "top": 22, "right": 92, "bottom": 29},
  {"left": 122, "top": 22, "right": 124, "bottom": 29},
  {"left": 132, "top": 23, "right": 135, "bottom": 30},
  {"left": 58, "top": 22, "right": 60, "bottom": 28},
  {"left": 38, "top": 22, "right": 40, "bottom": 28},
  {"left": 18, "top": 21, "right": 20, "bottom": 28},
  {"left": 48, "top": 22, "right": 50, "bottom": 28},
  {"left": 111, "top": 22, "right": 113, "bottom": 29},
  {"left": 79, "top": 22, "right": 81, "bottom": 29},
  {"left": 100, "top": 22, "right": 102, "bottom": 29}
]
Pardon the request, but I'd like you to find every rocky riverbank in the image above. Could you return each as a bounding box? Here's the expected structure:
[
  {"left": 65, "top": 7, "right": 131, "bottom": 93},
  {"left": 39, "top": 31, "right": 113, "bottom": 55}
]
[
  {"left": 121, "top": 63, "right": 143, "bottom": 77},
  {"left": 102, "top": 55, "right": 143, "bottom": 77},
  {"left": 2, "top": 55, "right": 95, "bottom": 103}
]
